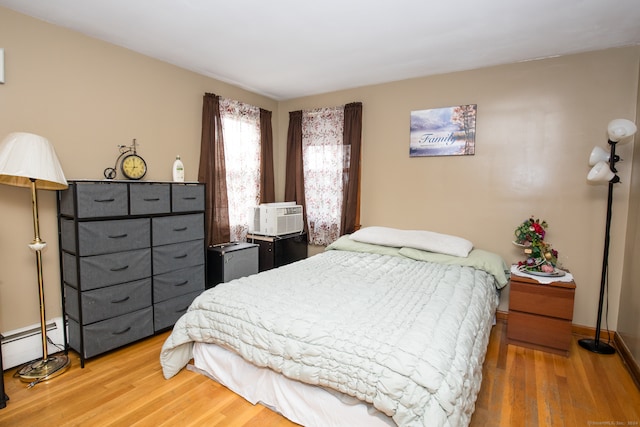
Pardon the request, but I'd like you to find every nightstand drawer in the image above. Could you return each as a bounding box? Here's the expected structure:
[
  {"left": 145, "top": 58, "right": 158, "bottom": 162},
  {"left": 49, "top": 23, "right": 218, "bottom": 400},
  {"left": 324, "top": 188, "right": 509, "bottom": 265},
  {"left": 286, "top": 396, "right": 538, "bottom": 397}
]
[
  {"left": 507, "top": 311, "right": 572, "bottom": 353},
  {"left": 510, "top": 281, "right": 574, "bottom": 320}
]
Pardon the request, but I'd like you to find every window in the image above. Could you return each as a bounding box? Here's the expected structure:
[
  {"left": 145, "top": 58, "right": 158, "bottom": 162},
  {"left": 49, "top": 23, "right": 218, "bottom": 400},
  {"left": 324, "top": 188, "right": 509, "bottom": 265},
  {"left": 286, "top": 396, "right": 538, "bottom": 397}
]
[
  {"left": 302, "top": 106, "right": 345, "bottom": 246},
  {"left": 219, "top": 98, "right": 261, "bottom": 242}
]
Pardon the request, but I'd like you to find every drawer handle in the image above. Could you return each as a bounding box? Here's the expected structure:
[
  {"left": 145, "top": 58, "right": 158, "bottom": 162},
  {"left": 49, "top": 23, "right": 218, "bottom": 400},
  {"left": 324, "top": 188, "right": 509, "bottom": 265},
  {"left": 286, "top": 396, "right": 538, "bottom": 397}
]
[
  {"left": 176, "top": 306, "right": 190, "bottom": 313},
  {"left": 174, "top": 254, "right": 188, "bottom": 259},
  {"left": 174, "top": 280, "right": 189, "bottom": 287},
  {"left": 112, "top": 326, "right": 131, "bottom": 335},
  {"left": 173, "top": 227, "right": 188, "bottom": 232},
  {"left": 182, "top": 197, "right": 196, "bottom": 200},
  {"left": 143, "top": 197, "right": 160, "bottom": 202},
  {"left": 110, "top": 265, "right": 129, "bottom": 272},
  {"left": 94, "top": 198, "right": 115, "bottom": 203},
  {"left": 108, "top": 233, "right": 128, "bottom": 239},
  {"left": 111, "top": 296, "right": 130, "bottom": 304}
]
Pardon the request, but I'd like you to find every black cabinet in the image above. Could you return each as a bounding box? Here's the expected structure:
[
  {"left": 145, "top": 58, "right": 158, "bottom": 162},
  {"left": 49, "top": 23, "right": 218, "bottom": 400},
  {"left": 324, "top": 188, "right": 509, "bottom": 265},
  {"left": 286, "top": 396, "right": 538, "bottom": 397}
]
[
  {"left": 207, "top": 242, "right": 259, "bottom": 288},
  {"left": 247, "top": 232, "right": 307, "bottom": 272}
]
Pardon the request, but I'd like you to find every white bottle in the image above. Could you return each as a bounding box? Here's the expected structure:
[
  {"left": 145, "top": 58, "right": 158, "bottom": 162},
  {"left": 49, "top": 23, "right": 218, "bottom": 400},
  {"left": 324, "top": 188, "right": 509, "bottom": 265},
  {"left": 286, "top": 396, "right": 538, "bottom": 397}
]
[{"left": 173, "top": 155, "right": 185, "bottom": 182}]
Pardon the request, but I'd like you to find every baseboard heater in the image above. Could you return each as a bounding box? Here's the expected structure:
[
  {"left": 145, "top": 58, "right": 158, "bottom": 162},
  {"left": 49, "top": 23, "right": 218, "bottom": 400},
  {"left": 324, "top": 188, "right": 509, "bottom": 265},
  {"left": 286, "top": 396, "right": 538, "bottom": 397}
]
[{"left": 1, "top": 317, "right": 65, "bottom": 370}]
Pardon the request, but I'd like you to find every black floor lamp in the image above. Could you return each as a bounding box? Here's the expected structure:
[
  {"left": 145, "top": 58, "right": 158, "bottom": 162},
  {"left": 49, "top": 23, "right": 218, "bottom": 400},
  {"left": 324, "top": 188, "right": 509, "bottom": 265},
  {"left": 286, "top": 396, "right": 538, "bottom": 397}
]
[
  {"left": 0, "top": 132, "right": 71, "bottom": 386},
  {"left": 578, "top": 119, "right": 637, "bottom": 355}
]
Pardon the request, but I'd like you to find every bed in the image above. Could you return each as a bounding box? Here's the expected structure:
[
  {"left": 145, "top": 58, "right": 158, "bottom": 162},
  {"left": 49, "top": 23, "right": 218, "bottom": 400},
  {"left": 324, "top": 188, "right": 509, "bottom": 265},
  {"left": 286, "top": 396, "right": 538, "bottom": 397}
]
[{"left": 160, "top": 227, "right": 508, "bottom": 426}]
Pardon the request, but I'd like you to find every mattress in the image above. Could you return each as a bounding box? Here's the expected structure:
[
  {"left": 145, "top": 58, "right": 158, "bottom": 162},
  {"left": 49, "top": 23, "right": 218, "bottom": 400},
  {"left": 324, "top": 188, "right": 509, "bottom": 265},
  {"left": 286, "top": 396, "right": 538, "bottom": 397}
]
[{"left": 161, "top": 239, "right": 505, "bottom": 426}]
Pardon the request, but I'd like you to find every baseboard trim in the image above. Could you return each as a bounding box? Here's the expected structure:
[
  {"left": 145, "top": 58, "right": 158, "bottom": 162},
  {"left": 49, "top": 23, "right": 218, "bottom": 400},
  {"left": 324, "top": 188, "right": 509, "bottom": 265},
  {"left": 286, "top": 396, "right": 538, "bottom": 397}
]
[
  {"left": 614, "top": 333, "right": 640, "bottom": 390},
  {"left": 499, "top": 310, "right": 640, "bottom": 390}
]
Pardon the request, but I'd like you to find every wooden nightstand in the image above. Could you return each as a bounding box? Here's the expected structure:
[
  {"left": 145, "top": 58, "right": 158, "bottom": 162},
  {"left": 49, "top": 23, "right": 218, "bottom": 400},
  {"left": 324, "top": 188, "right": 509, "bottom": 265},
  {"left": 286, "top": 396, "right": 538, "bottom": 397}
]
[{"left": 506, "top": 272, "right": 576, "bottom": 356}]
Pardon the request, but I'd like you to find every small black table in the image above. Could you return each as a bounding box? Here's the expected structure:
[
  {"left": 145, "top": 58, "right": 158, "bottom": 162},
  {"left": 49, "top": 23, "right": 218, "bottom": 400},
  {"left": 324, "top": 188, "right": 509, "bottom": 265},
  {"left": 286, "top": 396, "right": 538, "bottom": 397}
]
[{"left": 246, "top": 231, "right": 308, "bottom": 272}]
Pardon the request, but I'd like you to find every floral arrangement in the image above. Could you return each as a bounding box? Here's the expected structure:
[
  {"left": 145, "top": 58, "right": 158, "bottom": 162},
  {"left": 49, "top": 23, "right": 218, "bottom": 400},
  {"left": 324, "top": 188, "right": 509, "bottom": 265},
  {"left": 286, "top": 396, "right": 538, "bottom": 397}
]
[{"left": 514, "top": 217, "right": 559, "bottom": 273}]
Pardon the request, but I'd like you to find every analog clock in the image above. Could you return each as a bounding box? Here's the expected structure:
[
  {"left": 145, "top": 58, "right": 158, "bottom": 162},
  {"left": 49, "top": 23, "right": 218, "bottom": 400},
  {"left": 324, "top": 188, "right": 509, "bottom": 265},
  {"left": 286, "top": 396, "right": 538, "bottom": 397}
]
[{"left": 121, "top": 153, "right": 147, "bottom": 180}]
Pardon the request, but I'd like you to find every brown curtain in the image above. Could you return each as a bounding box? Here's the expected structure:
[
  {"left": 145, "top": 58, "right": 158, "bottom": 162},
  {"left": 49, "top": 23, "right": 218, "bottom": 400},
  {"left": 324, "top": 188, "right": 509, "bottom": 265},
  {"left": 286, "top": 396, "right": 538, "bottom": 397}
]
[
  {"left": 284, "top": 110, "right": 308, "bottom": 235},
  {"left": 340, "top": 102, "right": 363, "bottom": 235},
  {"left": 198, "top": 93, "right": 230, "bottom": 246},
  {"left": 259, "top": 108, "right": 275, "bottom": 204}
]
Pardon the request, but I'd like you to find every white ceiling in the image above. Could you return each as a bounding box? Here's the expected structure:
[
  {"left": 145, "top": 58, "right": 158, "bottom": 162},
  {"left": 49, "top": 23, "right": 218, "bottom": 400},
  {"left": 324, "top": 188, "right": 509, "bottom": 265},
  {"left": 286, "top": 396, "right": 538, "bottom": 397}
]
[{"left": 2, "top": 0, "right": 640, "bottom": 100}]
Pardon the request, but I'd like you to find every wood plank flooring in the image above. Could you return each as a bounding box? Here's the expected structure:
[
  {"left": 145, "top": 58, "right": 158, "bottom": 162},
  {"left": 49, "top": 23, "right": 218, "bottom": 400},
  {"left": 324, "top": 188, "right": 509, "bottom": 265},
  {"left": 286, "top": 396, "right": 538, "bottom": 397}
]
[{"left": 1, "top": 320, "right": 639, "bottom": 426}]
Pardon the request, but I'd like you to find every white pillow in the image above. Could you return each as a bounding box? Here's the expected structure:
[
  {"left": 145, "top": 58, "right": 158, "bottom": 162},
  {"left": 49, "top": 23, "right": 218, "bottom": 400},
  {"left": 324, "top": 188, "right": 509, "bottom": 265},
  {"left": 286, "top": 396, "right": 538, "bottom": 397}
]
[{"left": 349, "top": 226, "right": 473, "bottom": 257}]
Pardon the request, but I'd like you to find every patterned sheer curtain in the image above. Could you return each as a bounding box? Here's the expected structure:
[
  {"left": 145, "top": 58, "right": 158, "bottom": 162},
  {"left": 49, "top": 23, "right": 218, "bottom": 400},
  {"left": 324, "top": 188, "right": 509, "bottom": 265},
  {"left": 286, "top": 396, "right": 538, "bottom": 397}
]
[
  {"left": 302, "top": 106, "right": 345, "bottom": 245},
  {"left": 219, "top": 98, "right": 261, "bottom": 242}
]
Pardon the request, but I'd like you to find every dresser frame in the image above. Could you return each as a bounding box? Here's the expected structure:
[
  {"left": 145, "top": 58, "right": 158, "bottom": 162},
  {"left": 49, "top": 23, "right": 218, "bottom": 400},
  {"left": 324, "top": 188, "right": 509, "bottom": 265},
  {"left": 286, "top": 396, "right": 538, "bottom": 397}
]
[{"left": 57, "top": 180, "right": 206, "bottom": 367}]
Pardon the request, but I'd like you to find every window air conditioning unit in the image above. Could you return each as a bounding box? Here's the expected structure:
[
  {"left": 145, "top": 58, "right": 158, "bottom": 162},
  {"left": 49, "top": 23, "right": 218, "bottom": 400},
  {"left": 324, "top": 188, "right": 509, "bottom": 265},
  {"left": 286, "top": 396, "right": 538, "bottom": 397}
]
[{"left": 248, "top": 202, "right": 304, "bottom": 236}]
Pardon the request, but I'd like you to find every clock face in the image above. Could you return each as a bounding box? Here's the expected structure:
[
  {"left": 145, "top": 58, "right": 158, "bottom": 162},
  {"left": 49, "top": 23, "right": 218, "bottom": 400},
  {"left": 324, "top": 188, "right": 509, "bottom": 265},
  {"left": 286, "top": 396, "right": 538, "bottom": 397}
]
[{"left": 121, "top": 154, "right": 147, "bottom": 180}]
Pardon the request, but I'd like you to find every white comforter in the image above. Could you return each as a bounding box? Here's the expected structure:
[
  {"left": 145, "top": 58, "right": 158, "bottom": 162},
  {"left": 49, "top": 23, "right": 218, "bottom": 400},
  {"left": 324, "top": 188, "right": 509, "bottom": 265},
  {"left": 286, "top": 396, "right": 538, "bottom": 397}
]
[{"left": 160, "top": 250, "right": 500, "bottom": 426}]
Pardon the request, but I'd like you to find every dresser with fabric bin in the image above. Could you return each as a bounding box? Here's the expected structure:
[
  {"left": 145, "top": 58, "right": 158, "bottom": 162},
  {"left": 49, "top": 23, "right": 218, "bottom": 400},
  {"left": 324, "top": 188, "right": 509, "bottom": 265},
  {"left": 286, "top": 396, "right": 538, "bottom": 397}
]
[{"left": 58, "top": 180, "right": 206, "bottom": 366}]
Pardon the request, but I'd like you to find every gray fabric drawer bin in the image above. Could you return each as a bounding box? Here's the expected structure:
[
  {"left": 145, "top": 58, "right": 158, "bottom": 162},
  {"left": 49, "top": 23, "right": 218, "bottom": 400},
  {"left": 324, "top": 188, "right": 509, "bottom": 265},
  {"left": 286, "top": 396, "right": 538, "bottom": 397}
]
[
  {"left": 172, "top": 184, "right": 205, "bottom": 212},
  {"left": 65, "top": 278, "right": 152, "bottom": 324},
  {"left": 61, "top": 218, "right": 150, "bottom": 256},
  {"left": 68, "top": 307, "right": 153, "bottom": 359},
  {"left": 152, "top": 213, "right": 204, "bottom": 246},
  {"left": 153, "top": 264, "right": 205, "bottom": 302},
  {"left": 154, "top": 290, "right": 201, "bottom": 331},
  {"left": 130, "top": 183, "right": 170, "bottom": 215},
  {"left": 63, "top": 248, "right": 151, "bottom": 290},
  {"left": 59, "top": 182, "right": 128, "bottom": 218},
  {"left": 152, "top": 239, "right": 204, "bottom": 275}
]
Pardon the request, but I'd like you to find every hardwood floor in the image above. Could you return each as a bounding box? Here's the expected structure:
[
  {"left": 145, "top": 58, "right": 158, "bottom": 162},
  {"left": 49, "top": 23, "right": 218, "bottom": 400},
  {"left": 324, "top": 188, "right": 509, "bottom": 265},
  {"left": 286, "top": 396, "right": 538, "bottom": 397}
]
[{"left": 1, "top": 320, "right": 639, "bottom": 426}]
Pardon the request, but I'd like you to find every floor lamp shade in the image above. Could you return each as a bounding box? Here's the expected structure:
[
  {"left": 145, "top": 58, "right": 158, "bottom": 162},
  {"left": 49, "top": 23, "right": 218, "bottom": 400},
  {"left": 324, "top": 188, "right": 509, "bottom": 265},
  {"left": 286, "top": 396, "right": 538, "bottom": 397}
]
[
  {"left": 0, "top": 132, "right": 67, "bottom": 189},
  {"left": 607, "top": 119, "right": 637, "bottom": 142},
  {"left": 0, "top": 132, "right": 70, "bottom": 387}
]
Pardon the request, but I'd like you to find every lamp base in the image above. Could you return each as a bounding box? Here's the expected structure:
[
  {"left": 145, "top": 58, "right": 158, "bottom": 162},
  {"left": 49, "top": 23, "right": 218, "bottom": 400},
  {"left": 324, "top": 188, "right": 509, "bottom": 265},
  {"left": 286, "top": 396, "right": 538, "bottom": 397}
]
[
  {"left": 578, "top": 338, "right": 616, "bottom": 355},
  {"left": 17, "top": 354, "right": 70, "bottom": 386}
]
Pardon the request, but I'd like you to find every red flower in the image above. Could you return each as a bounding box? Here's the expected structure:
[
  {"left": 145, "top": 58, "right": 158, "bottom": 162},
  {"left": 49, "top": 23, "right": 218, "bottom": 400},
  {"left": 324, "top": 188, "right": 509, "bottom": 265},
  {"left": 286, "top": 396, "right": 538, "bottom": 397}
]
[{"left": 532, "top": 223, "right": 545, "bottom": 238}]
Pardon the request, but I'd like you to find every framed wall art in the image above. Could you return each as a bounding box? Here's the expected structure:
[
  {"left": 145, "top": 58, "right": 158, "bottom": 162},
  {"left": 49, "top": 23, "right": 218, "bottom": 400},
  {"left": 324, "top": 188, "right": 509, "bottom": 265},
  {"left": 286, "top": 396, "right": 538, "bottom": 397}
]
[{"left": 410, "top": 104, "right": 477, "bottom": 157}]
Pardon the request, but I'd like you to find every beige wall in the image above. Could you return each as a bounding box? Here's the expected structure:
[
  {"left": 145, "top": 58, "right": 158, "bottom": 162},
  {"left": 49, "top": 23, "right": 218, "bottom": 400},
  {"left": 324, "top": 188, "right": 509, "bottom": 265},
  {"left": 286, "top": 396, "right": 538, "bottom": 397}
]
[
  {"left": 0, "top": 8, "right": 277, "bottom": 332},
  {"left": 278, "top": 47, "right": 640, "bottom": 326},
  {"left": 618, "top": 65, "right": 640, "bottom": 363},
  {"left": 1, "top": 6, "right": 639, "bottom": 336}
]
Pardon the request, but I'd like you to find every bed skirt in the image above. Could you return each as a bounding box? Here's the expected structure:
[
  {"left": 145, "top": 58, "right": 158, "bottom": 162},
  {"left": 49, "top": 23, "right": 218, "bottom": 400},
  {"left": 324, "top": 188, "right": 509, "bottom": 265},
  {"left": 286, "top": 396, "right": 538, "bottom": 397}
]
[{"left": 191, "top": 342, "right": 396, "bottom": 427}]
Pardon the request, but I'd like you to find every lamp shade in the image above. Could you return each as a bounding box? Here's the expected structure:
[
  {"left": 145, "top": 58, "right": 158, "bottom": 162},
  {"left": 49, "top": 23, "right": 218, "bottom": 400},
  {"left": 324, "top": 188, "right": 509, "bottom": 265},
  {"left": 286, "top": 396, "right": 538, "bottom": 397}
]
[
  {"left": 589, "top": 146, "right": 610, "bottom": 166},
  {"left": 607, "top": 119, "right": 637, "bottom": 143},
  {"left": 587, "top": 160, "right": 616, "bottom": 183},
  {"left": 0, "top": 132, "right": 67, "bottom": 190}
]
